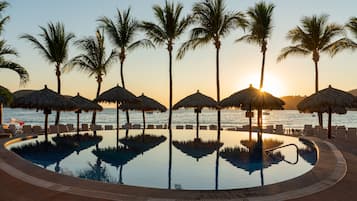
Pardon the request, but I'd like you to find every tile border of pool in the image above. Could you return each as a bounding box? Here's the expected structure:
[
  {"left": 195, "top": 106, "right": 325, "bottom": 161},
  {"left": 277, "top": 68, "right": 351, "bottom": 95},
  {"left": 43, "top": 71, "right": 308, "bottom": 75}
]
[{"left": 0, "top": 132, "right": 347, "bottom": 201}]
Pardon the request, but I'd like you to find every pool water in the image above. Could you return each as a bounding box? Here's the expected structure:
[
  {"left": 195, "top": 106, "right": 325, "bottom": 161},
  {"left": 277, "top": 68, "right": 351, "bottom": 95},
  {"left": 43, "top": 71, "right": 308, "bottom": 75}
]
[{"left": 8, "top": 130, "right": 317, "bottom": 190}]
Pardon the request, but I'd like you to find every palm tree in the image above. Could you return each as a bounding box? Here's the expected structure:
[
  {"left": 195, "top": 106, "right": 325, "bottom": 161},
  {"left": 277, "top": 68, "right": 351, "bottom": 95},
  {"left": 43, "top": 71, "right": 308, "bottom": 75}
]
[
  {"left": 177, "top": 0, "right": 247, "bottom": 138},
  {"left": 65, "top": 30, "right": 117, "bottom": 125},
  {"left": 236, "top": 1, "right": 274, "bottom": 90},
  {"left": 0, "top": 1, "right": 29, "bottom": 85},
  {"left": 98, "top": 8, "right": 153, "bottom": 126},
  {"left": 20, "top": 22, "right": 75, "bottom": 125},
  {"left": 141, "top": 1, "right": 191, "bottom": 129},
  {"left": 0, "top": 1, "right": 29, "bottom": 125},
  {"left": 277, "top": 15, "right": 346, "bottom": 127}
]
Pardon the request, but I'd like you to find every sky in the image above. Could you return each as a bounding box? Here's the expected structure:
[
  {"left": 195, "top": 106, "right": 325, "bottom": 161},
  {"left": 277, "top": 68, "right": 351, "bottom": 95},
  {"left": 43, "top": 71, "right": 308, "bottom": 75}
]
[{"left": 1, "top": 0, "right": 357, "bottom": 107}]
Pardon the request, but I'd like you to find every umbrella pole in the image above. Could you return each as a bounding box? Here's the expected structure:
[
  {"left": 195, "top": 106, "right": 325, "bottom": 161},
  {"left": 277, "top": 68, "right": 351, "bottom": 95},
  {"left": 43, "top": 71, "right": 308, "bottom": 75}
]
[
  {"left": 328, "top": 108, "right": 332, "bottom": 139},
  {"left": 249, "top": 105, "right": 252, "bottom": 141},
  {"left": 44, "top": 109, "right": 50, "bottom": 142},
  {"left": 116, "top": 101, "right": 119, "bottom": 148},
  {"left": 0, "top": 103, "right": 3, "bottom": 125},
  {"left": 76, "top": 110, "right": 81, "bottom": 136},
  {"left": 196, "top": 111, "right": 199, "bottom": 139},
  {"left": 142, "top": 110, "right": 146, "bottom": 131}
]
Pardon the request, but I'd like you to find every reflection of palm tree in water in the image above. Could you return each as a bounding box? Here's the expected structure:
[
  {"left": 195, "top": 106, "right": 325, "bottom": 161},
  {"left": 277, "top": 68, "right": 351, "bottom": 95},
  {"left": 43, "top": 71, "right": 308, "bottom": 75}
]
[
  {"left": 168, "top": 129, "right": 172, "bottom": 189},
  {"left": 78, "top": 157, "right": 115, "bottom": 183},
  {"left": 215, "top": 146, "right": 220, "bottom": 190}
]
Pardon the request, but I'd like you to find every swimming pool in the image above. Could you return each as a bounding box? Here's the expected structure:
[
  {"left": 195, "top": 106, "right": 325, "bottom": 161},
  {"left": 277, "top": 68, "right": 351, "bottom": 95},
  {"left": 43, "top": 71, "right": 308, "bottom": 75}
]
[{"left": 8, "top": 129, "right": 317, "bottom": 190}]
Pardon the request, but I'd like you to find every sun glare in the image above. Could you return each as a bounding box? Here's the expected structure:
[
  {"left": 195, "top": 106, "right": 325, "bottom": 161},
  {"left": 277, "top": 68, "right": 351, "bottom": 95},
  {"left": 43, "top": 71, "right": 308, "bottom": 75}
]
[{"left": 239, "top": 73, "right": 285, "bottom": 97}]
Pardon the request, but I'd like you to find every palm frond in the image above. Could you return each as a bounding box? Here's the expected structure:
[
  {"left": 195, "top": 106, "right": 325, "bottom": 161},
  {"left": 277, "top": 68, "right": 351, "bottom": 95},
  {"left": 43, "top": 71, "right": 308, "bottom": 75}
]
[
  {"left": 0, "top": 61, "right": 29, "bottom": 85},
  {"left": 324, "top": 37, "right": 357, "bottom": 56},
  {"left": 67, "top": 30, "right": 117, "bottom": 79},
  {"left": 0, "top": 40, "right": 17, "bottom": 56},
  {"left": 277, "top": 45, "right": 310, "bottom": 62},
  {"left": 20, "top": 34, "right": 52, "bottom": 61},
  {"left": 20, "top": 22, "right": 74, "bottom": 64},
  {"left": 127, "top": 39, "right": 154, "bottom": 52},
  {"left": 242, "top": 1, "right": 275, "bottom": 46},
  {"left": 346, "top": 17, "right": 357, "bottom": 39}
]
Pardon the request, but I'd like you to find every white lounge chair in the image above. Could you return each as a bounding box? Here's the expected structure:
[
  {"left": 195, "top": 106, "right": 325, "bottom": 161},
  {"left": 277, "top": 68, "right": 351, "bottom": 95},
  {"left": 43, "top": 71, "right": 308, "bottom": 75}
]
[
  {"left": 176, "top": 125, "right": 184, "bottom": 129},
  {"left": 132, "top": 124, "right": 141, "bottom": 129},
  {"left": 81, "top": 124, "right": 89, "bottom": 131},
  {"left": 209, "top": 125, "right": 217, "bottom": 130},
  {"left": 185, "top": 125, "right": 193, "bottom": 129},
  {"left": 104, "top": 125, "right": 113, "bottom": 130},
  {"left": 199, "top": 125, "right": 207, "bottom": 130},
  {"left": 32, "top": 125, "right": 43, "bottom": 134},
  {"left": 275, "top": 125, "right": 284, "bottom": 134},
  {"left": 22, "top": 125, "right": 33, "bottom": 135}
]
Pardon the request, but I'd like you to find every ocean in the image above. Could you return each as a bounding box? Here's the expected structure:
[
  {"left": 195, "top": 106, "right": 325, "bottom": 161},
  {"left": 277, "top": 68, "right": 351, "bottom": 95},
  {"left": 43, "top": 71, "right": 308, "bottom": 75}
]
[{"left": 3, "top": 107, "right": 357, "bottom": 129}]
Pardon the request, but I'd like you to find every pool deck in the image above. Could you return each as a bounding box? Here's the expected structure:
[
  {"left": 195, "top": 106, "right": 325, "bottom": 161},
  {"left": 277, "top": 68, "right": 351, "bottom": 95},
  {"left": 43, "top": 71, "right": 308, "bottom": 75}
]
[{"left": 0, "top": 131, "right": 354, "bottom": 201}]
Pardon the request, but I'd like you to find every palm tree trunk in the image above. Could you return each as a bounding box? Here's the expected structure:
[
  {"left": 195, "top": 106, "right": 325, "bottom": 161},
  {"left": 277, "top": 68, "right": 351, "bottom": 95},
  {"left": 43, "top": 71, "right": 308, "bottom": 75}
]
[
  {"left": 260, "top": 50, "right": 266, "bottom": 89},
  {"left": 168, "top": 48, "right": 173, "bottom": 130},
  {"left": 328, "top": 107, "right": 332, "bottom": 139},
  {"left": 315, "top": 61, "right": 323, "bottom": 127},
  {"left": 168, "top": 128, "right": 172, "bottom": 189},
  {"left": 44, "top": 109, "right": 50, "bottom": 142},
  {"left": 120, "top": 60, "right": 130, "bottom": 126},
  {"left": 0, "top": 103, "right": 3, "bottom": 125},
  {"left": 196, "top": 111, "right": 199, "bottom": 139},
  {"left": 76, "top": 110, "right": 80, "bottom": 136},
  {"left": 258, "top": 49, "right": 266, "bottom": 133},
  {"left": 215, "top": 148, "right": 220, "bottom": 190},
  {"left": 55, "top": 64, "right": 61, "bottom": 125},
  {"left": 92, "top": 80, "right": 102, "bottom": 125},
  {"left": 216, "top": 46, "right": 221, "bottom": 141},
  {"left": 142, "top": 110, "right": 146, "bottom": 130}
]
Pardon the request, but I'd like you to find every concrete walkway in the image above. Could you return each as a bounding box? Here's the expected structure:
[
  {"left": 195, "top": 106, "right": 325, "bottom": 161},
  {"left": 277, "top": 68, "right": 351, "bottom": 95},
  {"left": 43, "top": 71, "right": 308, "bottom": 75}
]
[{"left": 0, "top": 134, "right": 353, "bottom": 201}]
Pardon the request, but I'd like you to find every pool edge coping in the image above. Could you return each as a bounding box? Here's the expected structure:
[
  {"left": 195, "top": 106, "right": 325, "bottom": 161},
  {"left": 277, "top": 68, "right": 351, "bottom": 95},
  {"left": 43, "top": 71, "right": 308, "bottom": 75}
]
[{"left": 0, "top": 133, "right": 346, "bottom": 201}]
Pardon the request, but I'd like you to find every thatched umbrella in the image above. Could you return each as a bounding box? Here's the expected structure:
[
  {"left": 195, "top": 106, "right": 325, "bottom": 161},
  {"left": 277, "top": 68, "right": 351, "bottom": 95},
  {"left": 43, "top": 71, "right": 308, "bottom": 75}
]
[
  {"left": 120, "top": 93, "right": 166, "bottom": 130},
  {"left": 220, "top": 84, "right": 284, "bottom": 135},
  {"left": 70, "top": 93, "right": 103, "bottom": 135},
  {"left": 92, "top": 146, "right": 140, "bottom": 184},
  {"left": 173, "top": 90, "right": 217, "bottom": 139},
  {"left": 172, "top": 138, "right": 223, "bottom": 161},
  {"left": 0, "top": 85, "right": 12, "bottom": 124},
  {"left": 11, "top": 85, "right": 77, "bottom": 141},
  {"left": 119, "top": 134, "right": 166, "bottom": 154},
  {"left": 95, "top": 85, "right": 138, "bottom": 138},
  {"left": 11, "top": 141, "right": 75, "bottom": 169},
  {"left": 52, "top": 133, "right": 103, "bottom": 154},
  {"left": 297, "top": 85, "right": 355, "bottom": 139}
]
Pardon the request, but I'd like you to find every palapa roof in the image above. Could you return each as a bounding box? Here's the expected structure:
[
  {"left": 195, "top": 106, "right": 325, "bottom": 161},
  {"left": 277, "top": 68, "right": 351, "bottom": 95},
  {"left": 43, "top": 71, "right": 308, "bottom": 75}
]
[
  {"left": 0, "top": 85, "right": 12, "bottom": 104},
  {"left": 11, "top": 85, "right": 77, "bottom": 111},
  {"left": 95, "top": 85, "right": 139, "bottom": 104},
  {"left": 172, "top": 139, "right": 223, "bottom": 160},
  {"left": 120, "top": 93, "right": 166, "bottom": 112},
  {"left": 70, "top": 93, "right": 103, "bottom": 112},
  {"left": 173, "top": 90, "right": 217, "bottom": 110},
  {"left": 220, "top": 84, "right": 284, "bottom": 110},
  {"left": 297, "top": 85, "right": 355, "bottom": 114},
  {"left": 92, "top": 147, "right": 140, "bottom": 167}
]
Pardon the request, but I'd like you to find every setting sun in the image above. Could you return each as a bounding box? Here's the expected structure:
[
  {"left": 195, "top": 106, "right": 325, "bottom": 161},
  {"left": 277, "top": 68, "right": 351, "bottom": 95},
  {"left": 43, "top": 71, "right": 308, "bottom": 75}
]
[{"left": 239, "top": 73, "right": 285, "bottom": 97}]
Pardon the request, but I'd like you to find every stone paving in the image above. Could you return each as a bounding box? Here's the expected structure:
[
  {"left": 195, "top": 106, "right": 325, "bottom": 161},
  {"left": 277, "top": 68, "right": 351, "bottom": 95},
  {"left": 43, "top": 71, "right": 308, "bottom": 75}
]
[{"left": 0, "top": 133, "right": 353, "bottom": 201}]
